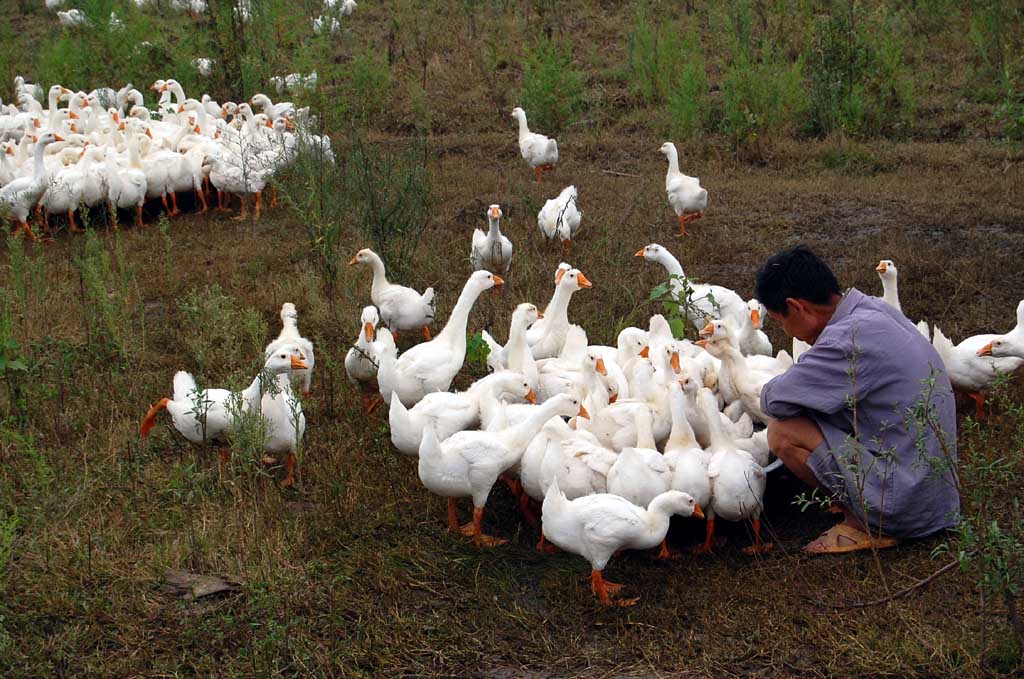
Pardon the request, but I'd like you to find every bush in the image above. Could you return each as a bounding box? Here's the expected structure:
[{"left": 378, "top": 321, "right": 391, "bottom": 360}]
[
  {"left": 627, "top": 10, "right": 688, "bottom": 104},
  {"left": 805, "top": 2, "right": 915, "bottom": 137},
  {"left": 345, "top": 50, "right": 392, "bottom": 126},
  {"left": 519, "top": 38, "right": 585, "bottom": 132},
  {"left": 665, "top": 55, "right": 708, "bottom": 140},
  {"left": 176, "top": 285, "right": 267, "bottom": 381},
  {"left": 720, "top": 54, "right": 807, "bottom": 146}
]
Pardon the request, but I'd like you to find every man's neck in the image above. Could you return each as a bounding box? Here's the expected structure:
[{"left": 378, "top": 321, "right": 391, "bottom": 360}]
[{"left": 806, "top": 293, "right": 844, "bottom": 344}]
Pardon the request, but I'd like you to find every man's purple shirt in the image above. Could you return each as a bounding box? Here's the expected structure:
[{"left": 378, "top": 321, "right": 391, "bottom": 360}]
[{"left": 760, "top": 288, "right": 960, "bottom": 538}]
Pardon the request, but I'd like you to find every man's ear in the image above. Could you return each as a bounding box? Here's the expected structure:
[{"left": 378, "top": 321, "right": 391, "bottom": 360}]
[{"left": 785, "top": 297, "right": 803, "bottom": 317}]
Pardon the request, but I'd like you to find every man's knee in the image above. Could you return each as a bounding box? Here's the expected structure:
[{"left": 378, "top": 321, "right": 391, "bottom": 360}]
[{"left": 768, "top": 417, "right": 823, "bottom": 461}]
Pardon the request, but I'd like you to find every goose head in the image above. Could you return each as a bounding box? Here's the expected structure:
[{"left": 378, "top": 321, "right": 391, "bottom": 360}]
[
  {"left": 513, "top": 302, "right": 542, "bottom": 327},
  {"left": 558, "top": 268, "right": 591, "bottom": 291},
  {"left": 495, "top": 372, "right": 536, "bottom": 404},
  {"left": 617, "top": 327, "right": 649, "bottom": 359},
  {"left": 659, "top": 141, "right": 677, "bottom": 158},
  {"left": 348, "top": 247, "right": 379, "bottom": 267},
  {"left": 650, "top": 490, "right": 703, "bottom": 519},
  {"left": 977, "top": 336, "right": 1022, "bottom": 359},
  {"left": 554, "top": 261, "right": 571, "bottom": 284},
  {"left": 634, "top": 243, "right": 667, "bottom": 262},
  {"left": 279, "top": 302, "right": 298, "bottom": 323},
  {"left": 265, "top": 348, "right": 308, "bottom": 375},
  {"left": 549, "top": 393, "right": 590, "bottom": 420},
  {"left": 677, "top": 364, "right": 701, "bottom": 395},
  {"left": 875, "top": 259, "right": 897, "bottom": 281},
  {"left": 360, "top": 305, "right": 379, "bottom": 342},
  {"left": 510, "top": 107, "right": 526, "bottom": 122},
  {"left": 697, "top": 319, "right": 734, "bottom": 345},
  {"left": 467, "top": 269, "right": 504, "bottom": 292},
  {"left": 487, "top": 203, "right": 502, "bottom": 222},
  {"left": 747, "top": 299, "right": 766, "bottom": 329}
]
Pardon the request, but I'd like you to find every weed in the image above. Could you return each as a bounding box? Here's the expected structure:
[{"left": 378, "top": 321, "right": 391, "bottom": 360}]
[
  {"left": 720, "top": 51, "right": 807, "bottom": 147},
  {"left": 73, "top": 230, "right": 141, "bottom": 365},
  {"left": 157, "top": 214, "right": 174, "bottom": 288},
  {"left": 176, "top": 284, "right": 267, "bottom": 381},
  {"left": 519, "top": 37, "right": 585, "bottom": 132},
  {"left": 627, "top": 10, "right": 688, "bottom": 105}
]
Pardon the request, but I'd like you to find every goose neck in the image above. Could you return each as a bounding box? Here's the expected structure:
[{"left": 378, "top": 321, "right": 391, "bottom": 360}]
[{"left": 435, "top": 281, "right": 485, "bottom": 343}]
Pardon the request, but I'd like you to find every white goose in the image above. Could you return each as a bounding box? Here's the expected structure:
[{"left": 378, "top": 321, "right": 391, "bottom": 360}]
[
  {"left": 933, "top": 325, "right": 1023, "bottom": 420},
  {"left": 875, "top": 259, "right": 901, "bottom": 312},
  {"left": 663, "top": 381, "right": 713, "bottom": 541},
  {"left": 378, "top": 270, "right": 502, "bottom": 406},
  {"left": 659, "top": 141, "right": 707, "bottom": 236},
  {"left": 470, "top": 204, "right": 512, "bottom": 273},
  {"left": 977, "top": 300, "right": 1024, "bottom": 361},
  {"left": 345, "top": 306, "right": 382, "bottom": 408},
  {"left": 537, "top": 185, "right": 581, "bottom": 247},
  {"left": 105, "top": 131, "right": 148, "bottom": 227},
  {"left": 541, "top": 481, "right": 701, "bottom": 606},
  {"left": 389, "top": 371, "right": 534, "bottom": 457},
  {"left": 264, "top": 302, "right": 315, "bottom": 396},
  {"left": 480, "top": 302, "right": 541, "bottom": 387},
  {"left": 418, "top": 393, "right": 586, "bottom": 546},
  {"left": 261, "top": 362, "right": 306, "bottom": 487},
  {"left": 0, "top": 132, "right": 63, "bottom": 240},
  {"left": 349, "top": 248, "right": 435, "bottom": 339},
  {"left": 696, "top": 388, "right": 770, "bottom": 555},
  {"left": 139, "top": 349, "right": 308, "bottom": 470},
  {"left": 526, "top": 267, "right": 592, "bottom": 359},
  {"left": 510, "top": 107, "right": 558, "bottom": 182},
  {"left": 635, "top": 243, "right": 747, "bottom": 330}
]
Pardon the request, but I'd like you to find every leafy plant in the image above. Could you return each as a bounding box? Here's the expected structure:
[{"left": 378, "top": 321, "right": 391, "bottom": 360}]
[
  {"left": 720, "top": 53, "right": 807, "bottom": 147},
  {"left": 465, "top": 331, "right": 491, "bottom": 372},
  {"left": 648, "top": 274, "right": 719, "bottom": 340},
  {"left": 519, "top": 38, "right": 585, "bottom": 132}
]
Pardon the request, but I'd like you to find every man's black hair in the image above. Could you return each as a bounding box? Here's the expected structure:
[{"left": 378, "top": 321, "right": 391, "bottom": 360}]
[{"left": 754, "top": 245, "right": 841, "bottom": 315}]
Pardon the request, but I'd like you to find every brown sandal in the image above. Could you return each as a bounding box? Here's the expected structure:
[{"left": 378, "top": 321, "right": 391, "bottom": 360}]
[{"left": 804, "top": 523, "right": 899, "bottom": 555}]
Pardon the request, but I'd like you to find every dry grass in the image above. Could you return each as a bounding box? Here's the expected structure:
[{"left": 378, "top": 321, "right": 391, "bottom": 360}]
[{"left": 2, "top": 1, "right": 1024, "bottom": 677}]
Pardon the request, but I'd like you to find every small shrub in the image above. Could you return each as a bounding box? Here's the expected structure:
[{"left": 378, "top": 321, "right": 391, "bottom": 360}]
[
  {"left": 345, "top": 50, "right": 392, "bottom": 126},
  {"left": 720, "top": 54, "right": 807, "bottom": 146},
  {"left": 627, "top": 10, "right": 688, "bottom": 104},
  {"left": 176, "top": 285, "right": 267, "bottom": 380},
  {"left": 73, "top": 231, "right": 141, "bottom": 364},
  {"left": 665, "top": 58, "right": 709, "bottom": 140},
  {"left": 519, "top": 38, "right": 585, "bottom": 132}
]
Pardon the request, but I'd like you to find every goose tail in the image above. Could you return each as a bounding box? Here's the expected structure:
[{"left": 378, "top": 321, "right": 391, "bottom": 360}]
[{"left": 172, "top": 370, "right": 196, "bottom": 402}]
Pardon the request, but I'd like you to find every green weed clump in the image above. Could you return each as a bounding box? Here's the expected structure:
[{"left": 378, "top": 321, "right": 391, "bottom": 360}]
[
  {"left": 627, "top": 11, "right": 688, "bottom": 105},
  {"left": 804, "top": 2, "right": 915, "bottom": 137},
  {"left": 73, "top": 230, "right": 143, "bottom": 365},
  {"left": 519, "top": 38, "right": 585, "bottom": 132},
  {"left": 343, "top": 50, "right": 392, "bottom": 126},
  {"left": 720, "top": 54, "right": 807, "bottom": 147},
  {"left": 176, "top": 284, "right": 266, "bottom": 381}
]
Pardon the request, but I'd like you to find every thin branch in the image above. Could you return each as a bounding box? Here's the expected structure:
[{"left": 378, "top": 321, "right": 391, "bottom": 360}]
[{"left": 601, "top": 169, "right": 640, "bottom": 178}]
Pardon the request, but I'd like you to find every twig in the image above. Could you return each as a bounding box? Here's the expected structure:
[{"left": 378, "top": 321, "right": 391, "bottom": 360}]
[
  {"left": 810, "top": 559, "right": 958, "bottom": 610},
  {"left": 601, "top": 169, "right": 640, "bottom": 178}
]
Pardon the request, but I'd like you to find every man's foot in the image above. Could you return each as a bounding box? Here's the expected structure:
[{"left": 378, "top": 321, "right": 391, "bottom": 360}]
[{"left": 804, "top": 522, "right": 899, "bottom": 555}]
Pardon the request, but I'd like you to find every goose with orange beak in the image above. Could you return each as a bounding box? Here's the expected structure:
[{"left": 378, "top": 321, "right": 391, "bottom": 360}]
[
  {"left": 511, "top": 106, "right": 558, "bottom": 182},
  {"left": 377, "top": 271, "right": 502, "bottom": 408},
  {"left": 526, "top": 267, "right": 592, "bottom": 360},
  {"left": 349, "top": 248, "right": 435, "bottom": 342},
  {"left": 542, "top": 479, "right": 702, "bottom": 606},
  {"left": 660, "top": 141, "right": 707, "bottom": 236},
  {"left": 471, "top": 203, "right": 513, "bottom": 274},
  {"left": 419, "top": 394, "right": 588, "bottom": 547},
  {"left": 538, "top": 185, "right": 581, "bottom": 248},
  {"left": 139, "top": 349, "right": 307, "bottom": 480},
  {"left": 345, "top": 306, "right": 383, "bottom": 410},
  {"left": 976, "top": 300, "right": 1024, "bottom": 361}
]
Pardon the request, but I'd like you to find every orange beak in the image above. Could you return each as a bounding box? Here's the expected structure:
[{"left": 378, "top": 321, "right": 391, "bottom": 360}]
[
  {"left": 178, "top": 105, "right": 185, "bottom": 113},
  {"left": 491, "top": 275, "right": 504, "bottom": 287},
  {"left": 5, "top": 147, "right": 12, "bottom": 156},
  {"left": 634, "top": 247, "right": 645, "bottom": 257},
  {"left": 145, "top": 128, "right": 153, "bottom": 138},
  {"left": 750, "top": 309, "right": 761, "bottom": 328},
  {"left": 608, "top": 393, "right": 618, "bottom": 404},
  {"left": 68, "top": 110, "right": 78, "bottom": 120},
  {"left": 555, "top": 268, "right": 566, "bottom": 284},
  {"left": 61, "top": 87, "right": 72, "bottom": 95},
  {"left": 489, "top": 206, "right": 500, "bottom": 219},
  {"left": 69, "top": 123, "right": 78, "bottom": 133},
  {"left": 525, "top": 389, "right": 537, "bottom": 404},
  {"left": 33, "top": 118, "right": 41, "bottom": 129},
  {"left": 699, "top": 322, "right": 715, "bottom": 338},
  {"left": 695, "top": 339, "right": 708, "bottom": 348},
  {"left": 285, "top": 118, "right": 294, "bottom": 130},
  {"left": 265, "top": 119, "right": 273, "bottom": 128},
  {"left": 577, "top": 405, "right": 590, "bottom": 419},
  {"left": 670, "top": 352, "right": 680, "bottom": 373},
  {"left": 536, "top": 311, "right": 544, "bottom": 319},
  {"left": 160, "top": 84, "right": 168, "bottom": 92},
  {"left": 349, "top": 255, "right": 359, "bottom": 266},
  {"left": 595, "top": 358, "right": 607, "bottom": 376},
  {"left": 194, "top": 125, "right": 201, "bottom": 134},
  {"left": 875, "top": 262, "right": 887, "bottom": 273},
  {"left": 977, "top": 342, "right": 994, "bottom": 357},
  {"left": 118, "top": 121, "right": 126, "bottom": 131},
  {"left": 639, "top": 346, "right": 649, "bottom": 358},
  {"left": 364, "top": 323, "right": 375, "bottom": 342},
  {"left": 577, "top": 272, "right": 592, "bottom": 288},
  {"left": 52, "top": 134, "right": 65, "bottom": 142},
  {"left": 290, "top": 355, "right": 309, "bottom": 370},
  {"left": 693, "top": 504, "right": 705, "bottom": 519}
]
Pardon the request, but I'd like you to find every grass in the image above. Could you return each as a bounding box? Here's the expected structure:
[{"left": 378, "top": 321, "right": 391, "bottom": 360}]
[{"left": 1, "top": 0, "right": 1024, "bottom": 677}]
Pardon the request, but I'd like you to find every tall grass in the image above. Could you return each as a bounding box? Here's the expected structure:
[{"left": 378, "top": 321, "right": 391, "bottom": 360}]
[{"left": 519, "top": 38, "right": 585, "bottom": 132}]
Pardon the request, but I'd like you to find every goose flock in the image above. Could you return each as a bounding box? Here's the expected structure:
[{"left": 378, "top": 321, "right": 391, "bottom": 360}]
[
  {"left": 112, "top": 91, "right": 1021, "bottom": 605},
  {"left": 0, "top": 77, "right": 332, "bottom": 239}
]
